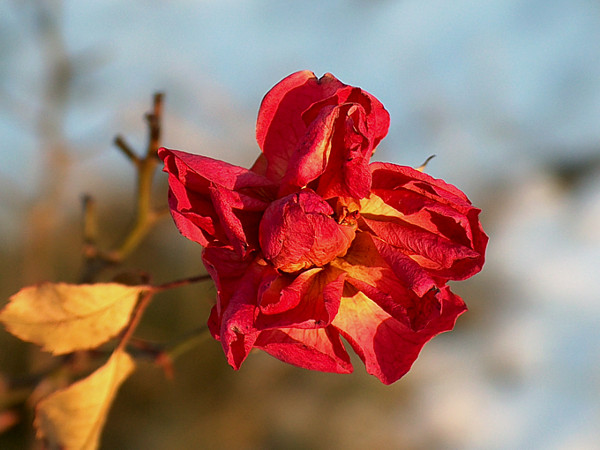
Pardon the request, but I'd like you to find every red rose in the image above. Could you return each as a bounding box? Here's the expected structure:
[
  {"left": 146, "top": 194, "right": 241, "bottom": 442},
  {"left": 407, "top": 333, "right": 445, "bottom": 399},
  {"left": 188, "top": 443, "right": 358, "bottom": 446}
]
[{"left": 159, "top": 70, "right": 487, "bottom": 384}]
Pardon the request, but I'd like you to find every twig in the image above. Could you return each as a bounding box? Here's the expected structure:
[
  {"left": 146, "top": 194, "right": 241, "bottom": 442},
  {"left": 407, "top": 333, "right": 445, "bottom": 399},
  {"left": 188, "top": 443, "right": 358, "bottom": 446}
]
[
  {"left": 146, "top": 92, "right": 164, "bottom": 158},
  {"left": 114, "top": 135, "right": 141, "bottom": 167},
  {"left": 416, "top": 154, "right": 436, "bottom": 172},
  {"left": 116, "top": 290, "right": 154, "bottom": 353},
  {"left": 152, "top": 274, "right": 213, "bottom": 292},
  {"left": 81, "top": 195, "right": 98, "bottom": 252},
  {"left": 80, "top": 93, "right": 167, "bottom": 281},
  {"left": 109, "top": 93, "right": 165, "bottom": 262}
]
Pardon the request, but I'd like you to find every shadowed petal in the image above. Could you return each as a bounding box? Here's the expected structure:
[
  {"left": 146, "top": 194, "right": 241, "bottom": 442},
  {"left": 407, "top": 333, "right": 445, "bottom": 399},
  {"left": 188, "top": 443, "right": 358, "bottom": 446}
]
[
  {"left": 202, "top": 252, "right": 276, "bottom": 369},
  {"left": 215, "top": 259, "right": 275, "bottom": 369},
  {"left": 338, "top": 231, "right": 438, "bottom": 297},
  {"left": 202, "top": 246, "right": 255, "bottom": 317},
  {"left": 332, "top": 288, "right": 466, "bottom": 384},
  {"left": 159, "top": 148, "right": 277, "bottom": 254},
  {"left": 259, "top": 190, "right": 356, "bottom": 272},
  {"left": 360, "top": 163, "right": 488, "bottom": 281},
  {"left": 256, "top": 266, "right": 345, "bottom": 329},
  {"left": 255, "top": 326, "right": 352, "bottom": 374}
]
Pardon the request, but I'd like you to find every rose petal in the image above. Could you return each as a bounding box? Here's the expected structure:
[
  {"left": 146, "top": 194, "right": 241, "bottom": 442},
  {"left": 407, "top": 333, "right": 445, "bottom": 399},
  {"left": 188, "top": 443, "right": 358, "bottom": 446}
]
[
  {"left": 256, "top": 71, "right": 347, "bottom": 182},
  {"left": 361, "top": 215, "right": 479, "bottom": 273},
  {"left": 277, "top": 104, "right": 339, "bottom": 196},
  {"left": 202, "top": 248, "right": 272, "bottom": 368},
  {"left": 279, "top": 104, "right": 374, "bottom": 200},
  {"left": 259, "top": 190, "right": 356, "bottom": 272},
  {"left": 159, "top": 148, "right": 277, "bottom": 254},
  {"left": 360, "top": 163, "right": 488, "bottom": 280},
  {"left": 167, "top": 178, "right": 225, "bottom": 247},
  {"left": 160, "top": 148, "right": 277, "bottom": 191},
  {"left": 302, "top": 85, "right": 390, "bottom": 151},
  {"left": 212, "top": 258, "right": 276, "bottom": 369},
  {"left": 336, "top": 232, "right": 437, "bottom": 296},
  {"left": 332, "top": 287, "right": 466, "bottom": 384},
  {"left": 331, "top": 232, "right": 445, "bottom": 332},
  {"left": 202, "top": 246, "right": 255, "bottom": 317},
  {"left": 256, "top": 71, "right": 389, "bottom": 185},
  {"left": 256, "top": 266, "right": 345, "bottom": 329},
  {"left": 315, "top": 105, "right": 373, "bottom": 200},
  {"left": 254, "top": 326, "right": 352, "bottom": 374}
]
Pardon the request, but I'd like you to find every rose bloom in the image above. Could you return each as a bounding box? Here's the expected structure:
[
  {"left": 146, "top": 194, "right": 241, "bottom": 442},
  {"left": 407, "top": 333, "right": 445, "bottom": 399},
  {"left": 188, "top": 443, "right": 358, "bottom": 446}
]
[{"left": 159, "top": 71, "right": 488, "bottom": 384}]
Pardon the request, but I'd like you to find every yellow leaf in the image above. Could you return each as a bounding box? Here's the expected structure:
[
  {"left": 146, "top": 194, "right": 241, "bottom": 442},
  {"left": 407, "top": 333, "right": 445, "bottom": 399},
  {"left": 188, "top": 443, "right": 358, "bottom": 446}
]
[
  {"left": 0, "top": 282, "right": 146, "bottom": 354},
  {"left": 34, "top": 350, "right": 135, "bottom": 450}
]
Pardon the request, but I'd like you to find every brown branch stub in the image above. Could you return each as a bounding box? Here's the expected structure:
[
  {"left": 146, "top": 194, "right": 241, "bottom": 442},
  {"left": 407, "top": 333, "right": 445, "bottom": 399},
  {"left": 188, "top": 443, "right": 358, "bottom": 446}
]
[
  {"left": 80, "top": 92, "right": 168, "bottom": 281},
  {"left": 81, "top": 194, "right": 97, "bottom": 248},
  {"left": 416, "top": 154, "right": 436, "bottom": 172},
  {"left": 146, "top": 92, "right": 164, "bottom": 158},
  {"left": 114, "top": 135, "right": 141, "bottom": 166},
  {"left": 81, "top": 194, "right": 100, "bottom": 266}
]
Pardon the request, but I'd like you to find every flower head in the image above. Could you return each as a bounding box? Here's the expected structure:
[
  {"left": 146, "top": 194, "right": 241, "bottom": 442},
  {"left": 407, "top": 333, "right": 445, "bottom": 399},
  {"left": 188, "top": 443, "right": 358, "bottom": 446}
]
[{"left": 159, "top": 70, "right": 488, "bottom": 384}]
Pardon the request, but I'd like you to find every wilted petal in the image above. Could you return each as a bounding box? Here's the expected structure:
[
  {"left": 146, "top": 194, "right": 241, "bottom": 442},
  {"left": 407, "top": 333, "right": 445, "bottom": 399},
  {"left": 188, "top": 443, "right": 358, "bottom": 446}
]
[
  {"left": 277, "top": 104, "right": 338, "bottom": 196},
  {"left": 203, "top": 248, "right": 274, "bottom": 369},
  {"left": 259, "top": 190, "right": 356, "bottom": 272},
  {"left": 332, "top": 232, "right": 438, "bottom": 317},
  {"left": 256, "top": 71, "right": 346, "bottom": 182},
  {"left": 256, "top": 266, "right": 345, "bottom": 329},
  {"left": 332, "top": 288, "right": 466, "bottom": 384},
  {"left": 279, "top": 104, "right": 374, "bottom": 200},
  {"left": 315, "top": 105, "right": 373, "bottom": 200},
  {"left": 166, "top": 176, "right": 225, "bottom": 247},
  {"left": 256, "top": 71, "right": 389, "bottom": 185},
  {"left": 160, "top": 148, "right": 277, "bottom": 191},
  {"left": 159, "top": 148, "right": 277, "bottom": 254},
  {"left": 255, "top": 326, "right": 352, "bottom": 374},
  {"left": 211, "top": 258, "right": 275, "bottom": 369},
  {"left": 360, "top": 163, "right": 488, "bottom": 281},
  {"left": 301, "top": 84, "right": 390, "bottom": 151},
  {"left": 332, "top": 232, "right": 446, "bottom": 332},
  {"left": 202, "top": 246, "right": 255, "bottom": 317}
]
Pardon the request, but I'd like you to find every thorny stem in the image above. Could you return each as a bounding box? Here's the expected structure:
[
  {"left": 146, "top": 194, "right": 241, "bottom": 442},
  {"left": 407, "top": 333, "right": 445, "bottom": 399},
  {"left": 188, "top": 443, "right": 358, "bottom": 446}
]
[
  {"left": 82, "top": 195, "right": 98, "bottom": 248},
  {"left": 4, "top": 89, "right": 211, "bottom": 430},
  {"left": 113, "top": 135, "right": 140, "bottom": 167},
  {"left": 79, "top": 92, "right": 212, "bottom": 358}
]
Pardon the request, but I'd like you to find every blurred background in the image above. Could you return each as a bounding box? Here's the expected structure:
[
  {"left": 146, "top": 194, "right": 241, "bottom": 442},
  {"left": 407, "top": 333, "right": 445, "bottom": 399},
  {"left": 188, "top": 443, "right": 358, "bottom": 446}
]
[{"left": 1, "top": 0, "right": 599, "bottom": 448}]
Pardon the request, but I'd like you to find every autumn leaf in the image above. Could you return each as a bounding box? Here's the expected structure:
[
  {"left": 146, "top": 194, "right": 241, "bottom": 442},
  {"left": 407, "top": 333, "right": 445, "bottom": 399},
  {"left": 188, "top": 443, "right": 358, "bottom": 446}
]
[
  {"left": 0, "top": 282, "right": 147, "bottom": 354},
  {"left": 34, "top": 350, "right": 135, "bottom": 450}
]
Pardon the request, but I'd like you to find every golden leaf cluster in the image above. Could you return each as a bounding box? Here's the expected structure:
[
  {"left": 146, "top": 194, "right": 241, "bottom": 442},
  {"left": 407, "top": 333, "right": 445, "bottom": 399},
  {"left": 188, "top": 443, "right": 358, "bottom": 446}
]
[{"left": 0, "top": 282, "right": 146, "bottom": 449}]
